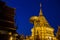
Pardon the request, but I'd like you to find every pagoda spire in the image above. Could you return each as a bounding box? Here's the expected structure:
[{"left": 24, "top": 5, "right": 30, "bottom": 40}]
[
  {"left": 38, "top": 3, "right": 50, "bottom": 27},
  {"left": 39, "top": 3, "right": 43, "bottom": 16}
]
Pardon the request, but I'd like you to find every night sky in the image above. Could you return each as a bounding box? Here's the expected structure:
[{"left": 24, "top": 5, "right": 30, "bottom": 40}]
[{"left": 2, "top": 0, "right": 60, "bottom": 36}]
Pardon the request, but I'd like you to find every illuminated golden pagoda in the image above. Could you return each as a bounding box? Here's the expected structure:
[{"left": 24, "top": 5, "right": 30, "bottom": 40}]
[{"left": 28, "top": 3, "right": 58, "bottom": 40}]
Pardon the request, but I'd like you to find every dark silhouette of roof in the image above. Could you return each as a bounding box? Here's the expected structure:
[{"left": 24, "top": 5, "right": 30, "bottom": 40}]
[{"left": 0, "top": 1, "right": 16, "bottom": 30}]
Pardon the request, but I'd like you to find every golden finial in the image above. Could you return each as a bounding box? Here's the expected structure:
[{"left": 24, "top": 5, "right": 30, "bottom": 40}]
[{"left": 39, "top": 3, "right": 43, "bottom": 16}]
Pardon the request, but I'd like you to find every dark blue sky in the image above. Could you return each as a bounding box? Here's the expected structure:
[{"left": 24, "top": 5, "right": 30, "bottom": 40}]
[{"left": 2, "top": 0, "right": 60, "bottom": 36}]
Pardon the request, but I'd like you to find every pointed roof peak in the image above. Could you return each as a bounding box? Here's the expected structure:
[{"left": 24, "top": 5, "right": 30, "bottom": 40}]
[{"left": 39, "top": 3, "right": 43, "bottom": 16}]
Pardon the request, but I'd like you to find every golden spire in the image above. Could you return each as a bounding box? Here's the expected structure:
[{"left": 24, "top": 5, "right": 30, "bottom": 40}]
[
  {"left": 38, "top": 3, "right": 51, "bottom": 27},
  {"left": 39, "top": 3, "right": 43, "bottom": 16}
]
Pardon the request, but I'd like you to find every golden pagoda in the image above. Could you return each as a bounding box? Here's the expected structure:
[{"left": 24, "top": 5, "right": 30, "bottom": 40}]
[{"left": 27, "top": 3, "right": 58, "bottom": 40}]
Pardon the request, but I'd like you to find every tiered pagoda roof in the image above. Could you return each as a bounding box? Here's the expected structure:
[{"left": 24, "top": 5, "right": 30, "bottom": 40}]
[{"left": 0, "top": 1, "right": 16, "bottom": 31}]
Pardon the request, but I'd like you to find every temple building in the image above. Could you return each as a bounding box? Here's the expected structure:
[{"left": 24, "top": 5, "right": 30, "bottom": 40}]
[
  {"left": 25, "top": 4, "right": 58, "bottom": 40},
  {"left": 0, "top": 1, "right": 18, "bottom": 40},
  {"left": 0, "top": 0, "right": 60, "bottom": 40}
]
